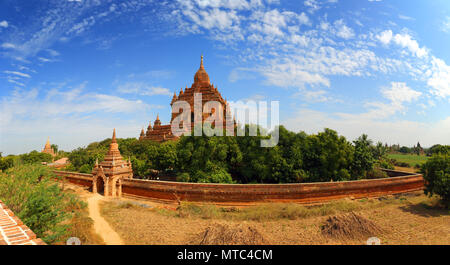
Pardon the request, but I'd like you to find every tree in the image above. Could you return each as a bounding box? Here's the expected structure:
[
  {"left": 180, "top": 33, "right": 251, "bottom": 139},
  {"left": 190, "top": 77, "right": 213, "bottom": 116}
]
[
  {"left": 176, "top": 130, "right": 242, "bottom": 183},
  {"left": 302, "top": 128, "right": 354, "bottom": 182},
  {"left": 372, "top": 141, "right": 387, "bottom": 160},
  {"left": 20, "top": 151, "right": 53, "bottom": 164},
  {"left": 51, "top": 144, "right": 58, "bottom": 154},
  {"left": 351, "top": 134, "right": 375, "bottom": 179},
  {"left": 399, "top": 146, "right": 411, "bottom": 154},
  {"left": 155, "top": 141, "right": 177, "bottom": 171},
  {"left": 0, "top": 156, "right": 15, "bottom": 171},
  {"left": 420, "top": 154, "right": 450, "bottom": 207},
  {"left": 427, "top": 145, "right": 450, "bottom": 156}
]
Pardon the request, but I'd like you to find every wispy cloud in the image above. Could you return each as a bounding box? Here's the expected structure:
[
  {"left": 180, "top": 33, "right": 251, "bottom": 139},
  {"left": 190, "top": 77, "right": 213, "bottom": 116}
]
[
  {"left": 0, "top": 82, "right": 165, "bottom": 154},
  {"left": 398, "top": 14, "right": 414, "bottom": 21},
  {"left": 3, "top": 70, "right": 31, "bottom": 78},
  {"left": 117, "top": 82, "right": 172, "bottom": 96},
  {"left": 442, "top": 17, "right": 450, "bottom": 33}
]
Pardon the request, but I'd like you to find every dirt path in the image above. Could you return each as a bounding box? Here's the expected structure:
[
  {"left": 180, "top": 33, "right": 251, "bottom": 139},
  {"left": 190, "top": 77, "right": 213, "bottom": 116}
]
[{"left": 87, "top": 194, "right": 124, "bottom": 245}]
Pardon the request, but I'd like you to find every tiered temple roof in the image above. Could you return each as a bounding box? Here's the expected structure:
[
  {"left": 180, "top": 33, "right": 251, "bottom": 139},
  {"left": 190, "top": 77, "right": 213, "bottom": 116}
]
[
  {"left": 41, "top": 138, "right": 55, "bottom": 156},
  {"left": 140, "top": 55, "right": 234, "bottom": 142},
  {"left": 93, "top": 129, "right": 133, "bottom": 179}
]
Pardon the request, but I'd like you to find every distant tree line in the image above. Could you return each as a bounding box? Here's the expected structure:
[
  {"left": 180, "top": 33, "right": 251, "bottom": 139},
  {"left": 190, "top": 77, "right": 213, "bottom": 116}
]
[
  {"left": 389, "top": 143, "right": 449, "bottom": 156},
  {"left": 0, "top": 151, "right": 54, "bottom": 172},
  {"left": 58, "top": 125, "right": 395, "bottom": 184},
  {"left": 2, "top": 126, "right": 448, "bottom": 206}
]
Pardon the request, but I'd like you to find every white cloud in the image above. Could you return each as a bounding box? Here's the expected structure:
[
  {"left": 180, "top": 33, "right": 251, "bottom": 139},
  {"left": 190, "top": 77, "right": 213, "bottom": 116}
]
[
  {"left": 427, "top": 57, "right": 450, "bottom": 98},
  {"left": 262, "top": 61, "right": 330, "bottom": 87},
  {"left": 1, "top": 43, "right": 16, "bottom": 49},
  {"left": 393, "top": 33, "right": 428, "bottom": 58},
  {"left": 376, "top": 30, "right": 392, "bottom": 45},
  {"left": 3, "top": 70, "right": 31, "bottom": 78},
  {"left": 117, "top": 82, "right": 172, "bottom": 96},
  {"left": 376, "top": 30, "right": 427, "bottom": 58},
  {"left": 381, "top": 82, "right": 421, "bottom": 104},
  {"left": 334, "top": 19, "right": 354, "bottom": 39},
  {"left": 0, "top": 20, "right": 8, "bottom": 28},
  {"left": 192, "top": 0, "right": 255, "bottom": 10},
  {"left": 249, "top": 9, "right": 310, "bottom": 38},
  {"left": 398, "top": 14, "right": 414, "bottom": 21},
  {"left": 442, "top": 17, "right": 450, "bottom": 33},
  {"left": 0, "top": 85, "right": 158, "bottom": 154}
]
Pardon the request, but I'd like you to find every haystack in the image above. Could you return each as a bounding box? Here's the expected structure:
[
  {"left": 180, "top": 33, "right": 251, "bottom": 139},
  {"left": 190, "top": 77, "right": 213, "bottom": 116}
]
[
  {"left": 321, "top": 212, "right": 382, "bottom": 240},
  {"left": 194, "top": 223, "right": 266, "bottom": 245}
]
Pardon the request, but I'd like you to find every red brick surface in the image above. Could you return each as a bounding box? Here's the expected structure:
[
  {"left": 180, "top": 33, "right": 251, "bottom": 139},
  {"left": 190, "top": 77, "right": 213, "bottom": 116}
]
[{"left": 54, "top": 170, "right": 424, "bottom": 205}]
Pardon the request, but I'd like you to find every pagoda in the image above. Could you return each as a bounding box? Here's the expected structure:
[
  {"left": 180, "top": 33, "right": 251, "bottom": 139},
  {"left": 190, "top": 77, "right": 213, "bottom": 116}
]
[
  {"left": 41, "top": 138, "right": 56, "bottom": 157},
  {"left": 92, "top": 129, "right": 133, "bottom": 197},
  {"left": 140, "top": 55, "right": 234, "bottom": 142}
]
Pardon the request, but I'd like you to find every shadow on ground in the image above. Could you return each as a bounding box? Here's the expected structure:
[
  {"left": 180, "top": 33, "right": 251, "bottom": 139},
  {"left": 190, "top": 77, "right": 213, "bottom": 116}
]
[{"left": 399, "top": 202, "right": 449, "bottom": 218}]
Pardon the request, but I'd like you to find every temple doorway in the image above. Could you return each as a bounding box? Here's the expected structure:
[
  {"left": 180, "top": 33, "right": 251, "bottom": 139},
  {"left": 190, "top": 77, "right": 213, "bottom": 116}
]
[{"left": 96, "top": 177, "right": 105, "bottom": 195}]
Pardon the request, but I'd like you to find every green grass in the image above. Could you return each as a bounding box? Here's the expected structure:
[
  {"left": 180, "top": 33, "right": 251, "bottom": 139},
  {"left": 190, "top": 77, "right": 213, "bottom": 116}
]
[{"left": 387, "top": 153, "right": 429, "bottom": 166}]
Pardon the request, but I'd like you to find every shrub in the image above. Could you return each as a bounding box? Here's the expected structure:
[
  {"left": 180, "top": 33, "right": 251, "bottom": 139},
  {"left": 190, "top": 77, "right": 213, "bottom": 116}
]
[
  {"left": 177, "top": 172, "right": 191, "bottom": 182},
  {"left": 376, "top": 159, "right": 395, "bottom": 170},
  {"left": 420, "top": 154, "right": 450, "bottom": 207},
  {"left": 366, "top": 168, "right": 389, "bottom": 179},
  {"left": 79, "top": 164, "right": 92, "bottom": 173},
  {"left": 0, "top": 164, "right": 77, "bottom": 243}
]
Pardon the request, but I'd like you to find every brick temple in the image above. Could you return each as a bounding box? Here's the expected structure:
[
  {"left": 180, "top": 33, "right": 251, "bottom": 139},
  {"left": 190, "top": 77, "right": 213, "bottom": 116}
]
[
  {"left": 139, "top": 55, "right": 234, "bottom": 142},
  {"left": 92, "top": 129, "right": 133, "bottom": 197},
  {"left": 41, "top": 137, "right": 56, "bottom": 157}
]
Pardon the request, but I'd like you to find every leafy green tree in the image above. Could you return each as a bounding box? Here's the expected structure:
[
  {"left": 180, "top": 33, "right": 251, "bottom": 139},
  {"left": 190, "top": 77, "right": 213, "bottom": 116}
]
[
  {"left": 351, "top": 134, "right": 375, "bottom": 179},
  {"left": 427, "top": 144, "right": 450, "bottom": 156},
  {"left": 20, "top": 151, "right": 53, "bottom": 164},
  {"left": 51, "top": 144, "right": 58, "bottom": 154},
  {"left": 372, "top": 141, "right": 387, "bottom": 160},
  {"left": 155, "top": 141, "right": 177, "bottom": 171},
  {"left": 302, "top": 128, "right": 354, "bottom": 182},
  {"left": 420, "top": 154, "right": 450, "bottom": 207},
  {"left": 399, "top": 146, "right": 411, "bottom": 154},
  {"left": 176, "top": 129, "right": 242, "bottom": 183},
  {"left": 0, "top": 156, "right": 16, "bottom": 171}
]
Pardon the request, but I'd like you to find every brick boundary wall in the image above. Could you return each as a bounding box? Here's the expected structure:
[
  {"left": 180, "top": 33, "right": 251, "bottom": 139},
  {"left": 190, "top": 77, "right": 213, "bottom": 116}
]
[
  {"left": 53, "top": 169, "right": 424, "bottom": 205},
  {"left": 0, "top": 200, "right": 46, "bottom": 245}
]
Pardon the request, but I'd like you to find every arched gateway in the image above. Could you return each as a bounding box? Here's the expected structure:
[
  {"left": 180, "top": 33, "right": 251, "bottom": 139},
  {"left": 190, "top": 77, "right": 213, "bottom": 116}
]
[{"left": 92, "top": 129, "right": 133, "bottom": 197}]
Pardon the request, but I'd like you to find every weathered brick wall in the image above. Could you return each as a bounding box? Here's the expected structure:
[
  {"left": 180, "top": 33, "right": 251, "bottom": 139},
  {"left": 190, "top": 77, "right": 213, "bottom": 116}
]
[
  {"left": 53, "top": 170, "right": 93, "bottom": 188},
  {"left": 53, "top": 170, "right": 424, "bottom": 205}
]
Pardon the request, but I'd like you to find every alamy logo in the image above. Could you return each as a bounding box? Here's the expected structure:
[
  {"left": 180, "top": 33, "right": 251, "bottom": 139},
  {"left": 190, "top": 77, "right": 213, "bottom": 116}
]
[{"left": 170, "top": 93, "right": 280, "bottom": 147}]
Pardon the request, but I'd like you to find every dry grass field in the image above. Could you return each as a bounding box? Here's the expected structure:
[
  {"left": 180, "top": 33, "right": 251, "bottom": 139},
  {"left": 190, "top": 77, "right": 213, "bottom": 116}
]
[{"left": 99, "top": 192, "right": 450, "bottom": 245}]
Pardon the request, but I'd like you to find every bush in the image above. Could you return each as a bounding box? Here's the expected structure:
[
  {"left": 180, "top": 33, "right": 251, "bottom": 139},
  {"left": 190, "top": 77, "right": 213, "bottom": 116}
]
[
  {"left": 376, "top": 159, "right": 395, "bottom": 170},
  {"left": 366, "top": 168, "right": 389, "bottom": 179},
  {"left": 420, "top": 154, "right": 450, "bottom": 207},
  {"left": 0, "top": 164, "right": 77, "bottom": 243},
  {"left": 79, "top": 164, "right": 92, "bottom": 173},
  {"left": 177, "top": 172, "right": 191, "bottom": 182}
]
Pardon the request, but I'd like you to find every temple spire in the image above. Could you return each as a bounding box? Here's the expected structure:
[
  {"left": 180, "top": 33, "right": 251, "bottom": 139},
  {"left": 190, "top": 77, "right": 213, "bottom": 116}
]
[
  {"left": 112, "top": 128, "right": 117, "bottom": 143},
  {"left": 193, "top": 54, "right": 210, "bottom": 86}
]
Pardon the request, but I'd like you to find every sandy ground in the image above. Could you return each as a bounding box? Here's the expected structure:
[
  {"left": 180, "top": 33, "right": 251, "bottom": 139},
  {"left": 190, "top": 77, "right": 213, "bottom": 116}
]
[
  {"left": 87, "top": 194, "right": 124, "bottom": 245},
  {"left": 63, "top": 182, "right": 449, "bottom": 245},
  {"left": 62, "top": 183, "right": 124, "bottom": 245},
  {"left": 99, "top": 194, "right": 450, "bottom": 245}
]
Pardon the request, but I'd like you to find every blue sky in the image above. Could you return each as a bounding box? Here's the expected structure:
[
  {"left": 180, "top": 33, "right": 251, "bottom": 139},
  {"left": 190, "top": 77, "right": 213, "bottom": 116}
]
[{"left": 1, "top": 0, "right": 450, "bottom": 155}]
